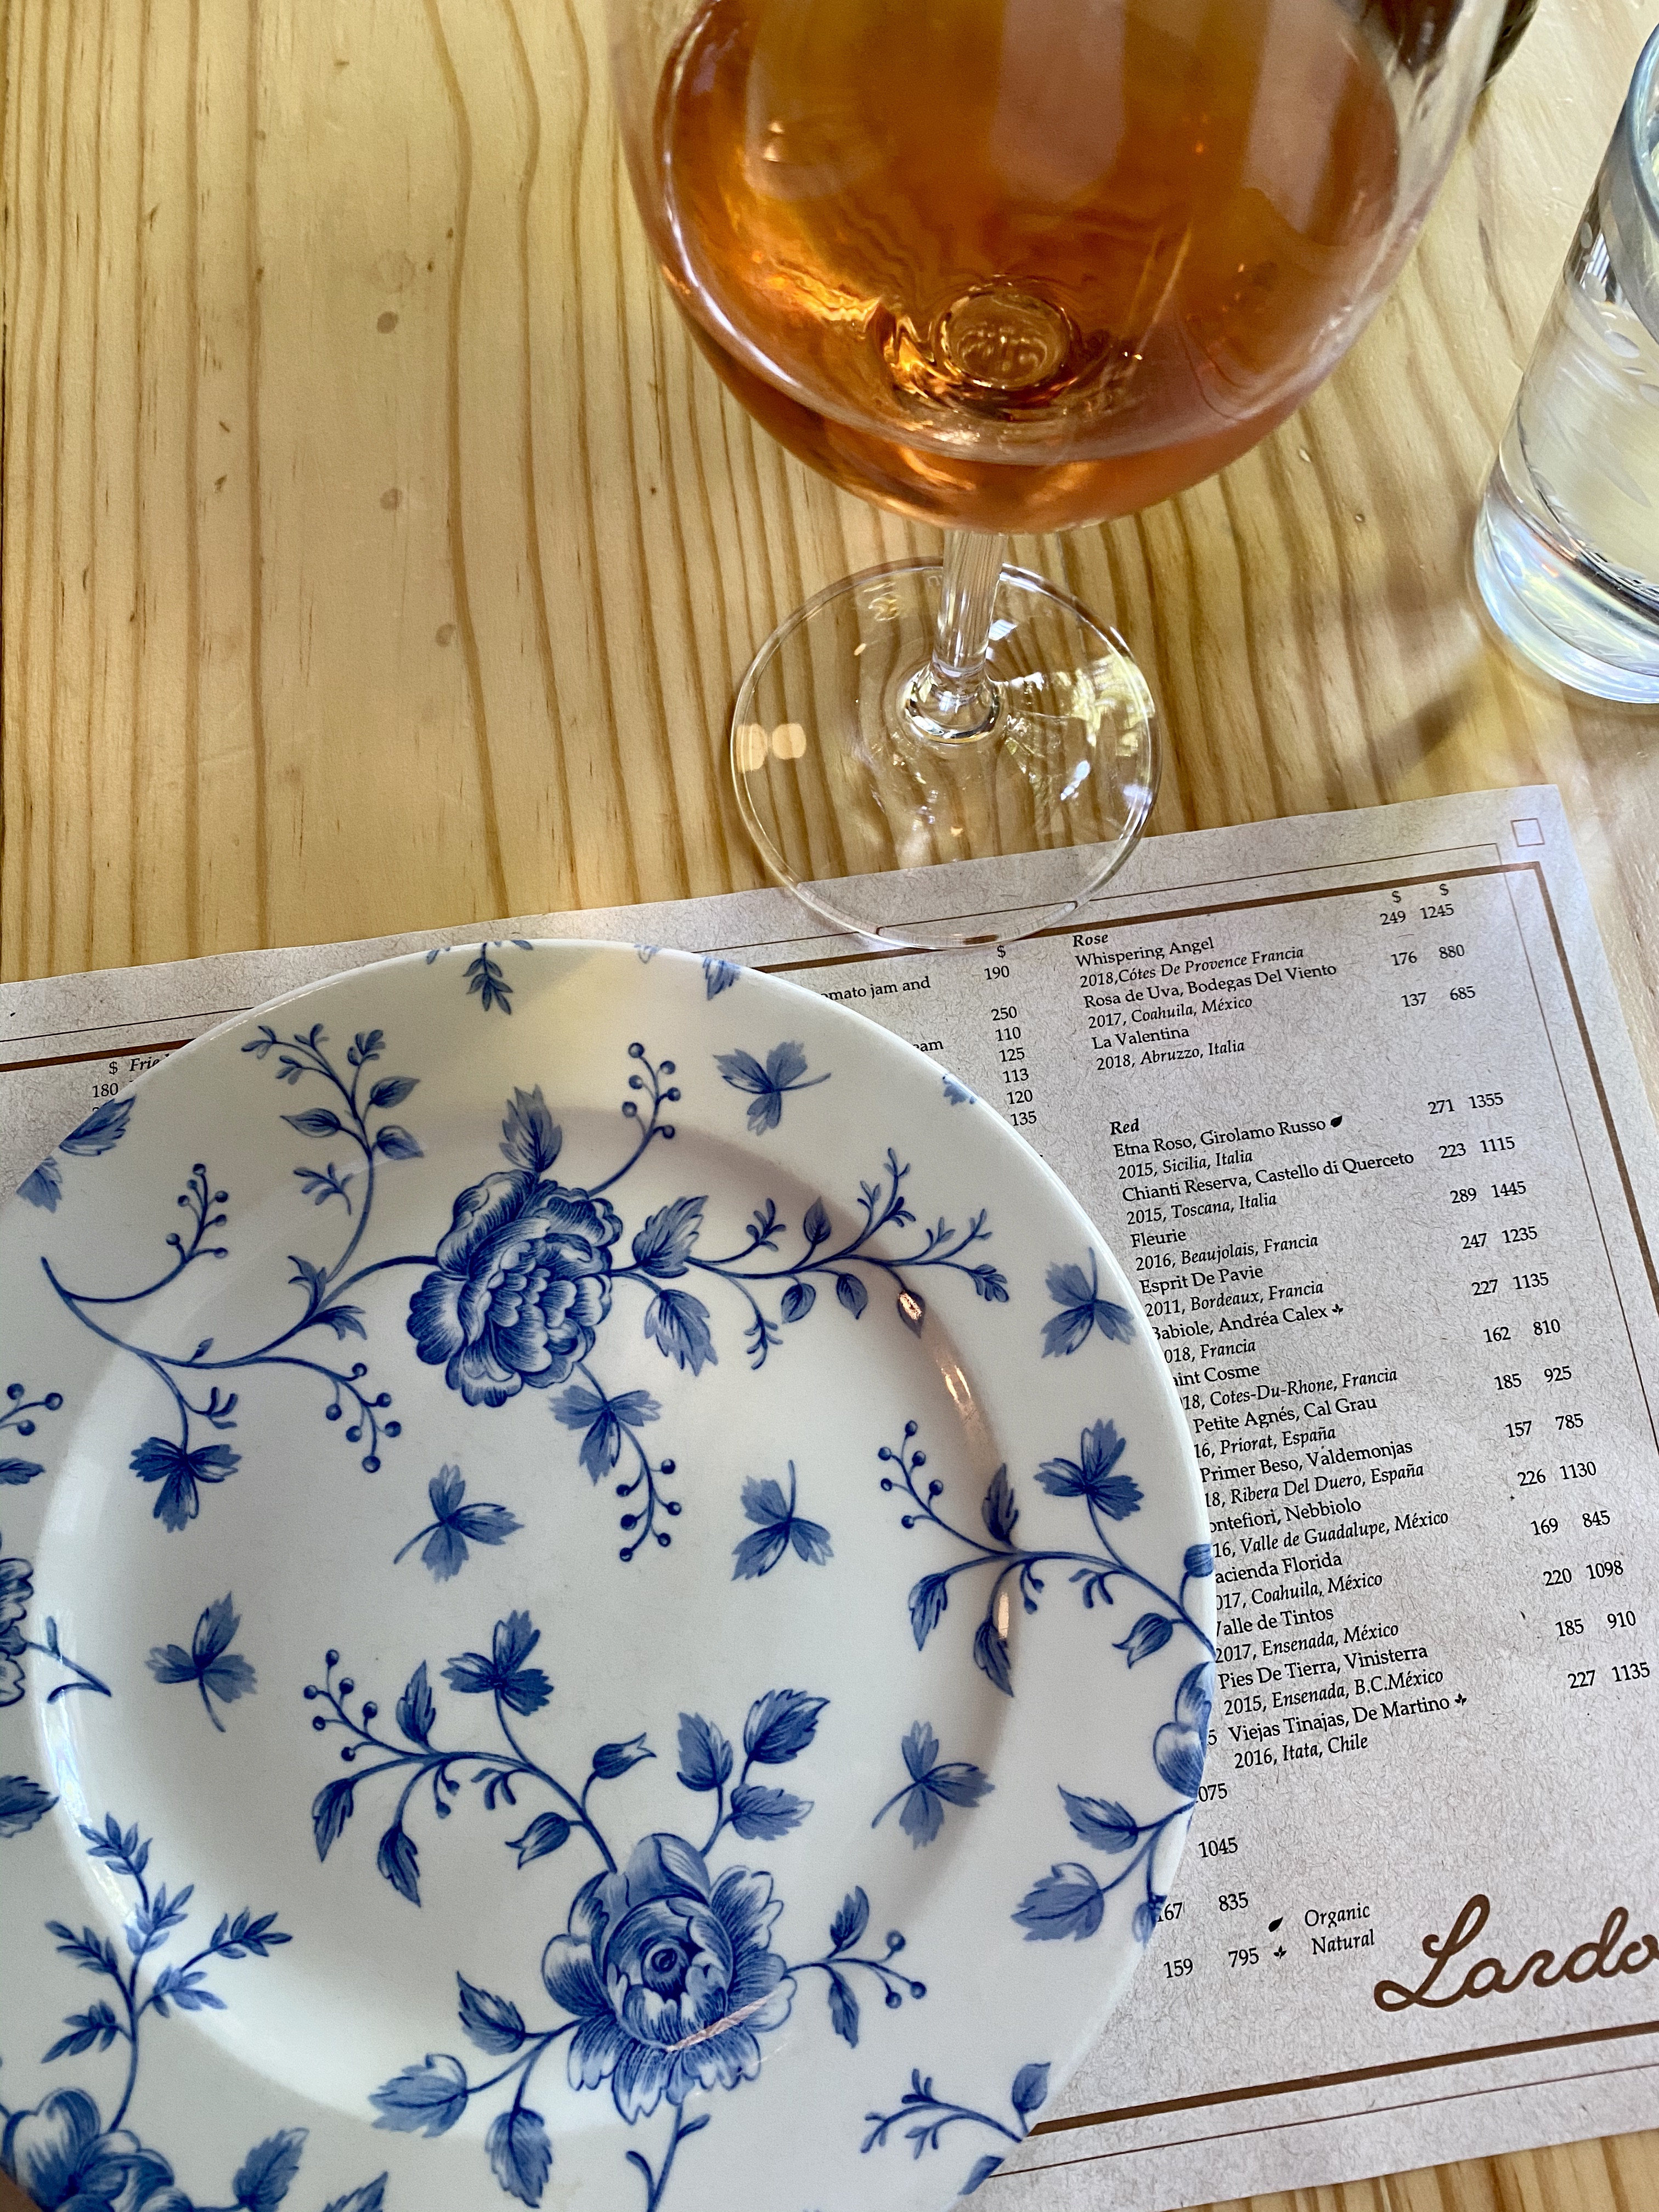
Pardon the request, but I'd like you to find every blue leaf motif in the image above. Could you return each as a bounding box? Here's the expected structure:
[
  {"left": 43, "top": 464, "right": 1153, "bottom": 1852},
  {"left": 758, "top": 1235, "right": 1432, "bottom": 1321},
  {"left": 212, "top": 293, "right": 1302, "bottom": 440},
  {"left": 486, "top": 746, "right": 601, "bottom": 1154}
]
[
  {"left": 827, "top": 1970, "right": 859, "bottom": 2048},
  {"left": 1059, "top": 1788, "right": 1139, "bottom": 1853},
  {"left": 836, "top": 1272, "right": 868, "bottom": 1318},
  {"left": 396, "top": 1466, "right": 522, "bottom": 1581},
  {"left": 458, "top": 1976, "right": 526, "bottom": 2055},
  {"left": 909, "top": 1572, "right": 950, "bottom": 1651},
  {"left": 631, "top": 1195, "right": 706, "bottom": 1276},
  {"left": 702, "top": 956, "right": 741, "bottom": 998},
  {"left": 1013, "top": 1863, "right": 1105, "bottom": 1942},
  {"left": 830, "top": 1888, "right": 869, "bottom": 1950},
  {"left": 1011, "top": 2062, "right": 1050, "bottom": 2117},
  {"left": 376, "top": 1822, "right": 421, "bottom": 1905},
  {"left": 780, "top": 1279, "right": 816, "bottom": 1323},
  {"left": 0, "top": 1458, "right": 44, "bottom": 1486},
  {"left": 396, "top": 1662, "right": 435, "bottom": 1747},
  {"left": 283, "top": 1108, "right": 345, "bottom": 1139},
  {"left": 311, "top": 1778, "right": 356, "bottom": 1860},
  {"left": 487, "top": 2107, "right": 551, "bottom": 2207},
  {"left": 675, "top": 1713, "right": 733, "bottom": 1793},
  {"left": 590, "top": 1733, "right": 652, "bottom": 1781},
  {"left": 368, "top": 1075, "right": 419, "bottom": 1111},
  {"left": 643, "top": 1286, "right": 716, "bottom": 1374},
  {"left": 874, "top": 1722, "right": 992, "bottom": 1847},
  {"left": 1175, "top": 1660, "right": 1216, "bottom": 1730},
  {"left": 729, "top": 1783, "right": 811, "bottom": 1839},
  {"left": 322, "top": 2182, "right": 388, "bottom": 2212},
  {"left": 981, "top": 1465, "right": 1018, "bottom": 1543},
  {"left": 130, "top": 1437, "right": 241, "bottom": 1532},
  {"left": 1184, "top": 1542, "right": 1215, "bottom": 1578},
  {"left": 443, "top": 1617, "right": 551, "bottom": 1715},
  {"left": 1041, "top": 1256, "right": 1135, "bottom": 1357},
  {"left": 19, "top": 1159, "right": 64, "bottom": 1210},
  {"left": 232, "top": 2130, "right": 306, "bottom": 2212},
  {"left": 499, "top": 1087, "right": 561, "bottom": 1174},
  {"left": 552, "top": 1383, "right": 659, "bottom": 1483},
  {"left": 1035, "top": 1420, "right": 1141, "bottom": 1520},
  {"left": 373, "top": 1125, "right": 422, "bottom": 1161},
  {"left": 146, "top": 1593, "right": 256, "bottom": 1731},
  {"left": 0, "top": 1771, "right": 57, "bottom": 1836},
  {"left": 972, "top": 1616, "right": 1013, "bottom": 1697},
  {"left": 943, "top": 1074, "right": 975, "bottom": 1105},
  {"left": 714, "top": 1040, "right": 829, "bottom": 1132},
  {"left": 505, "top": 1811, "right": 571, "bottom": 1868},
  {"left": 370, "top": 2052, "right": 470, "bottom": 2135},
  {"left": 1154, "top": 1720, "right": 1206, "bottom": 1799},
  {"left": 1115, "top": 1612, "right": 1175, "bottom": 1667},
  {"left": 1133, "top": 1895, "right": 1165, "bottom": 1944},
  {"left": 59, "top": 1097, "right": 136, "bottom": 1157},
  {"left": 731, "top": 1464, "right": 832, "bottom": 1581},
  {"left": 963, "top": 2154, "right": 1005, "bottom": 2193},
  {"left": 743, "top": 1688, "right": 827, "bottom": 1764}
]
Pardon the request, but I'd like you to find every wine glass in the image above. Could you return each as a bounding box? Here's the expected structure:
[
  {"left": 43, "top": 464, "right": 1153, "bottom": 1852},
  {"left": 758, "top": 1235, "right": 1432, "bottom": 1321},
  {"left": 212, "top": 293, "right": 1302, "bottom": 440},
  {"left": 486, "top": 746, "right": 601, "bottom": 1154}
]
[{"left": 609, "top": 0, "right": 1508, "bottom": 949}]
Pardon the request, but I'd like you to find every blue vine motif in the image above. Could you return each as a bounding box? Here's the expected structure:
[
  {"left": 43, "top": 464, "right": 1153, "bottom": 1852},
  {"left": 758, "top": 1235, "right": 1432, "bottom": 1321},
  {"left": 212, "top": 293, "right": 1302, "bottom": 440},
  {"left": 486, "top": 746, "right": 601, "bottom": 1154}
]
[
  {"left": 18, "top": 1098, "right": 136, "bottom": 1213},
  {"left": 1012, "top": 1652, "right": 1213, "bottom": 1947},
  {"left": 880, "top": 1420, "right": 1212, "bottom": 1696},
  {"left": 879, "top": 1419, "right": 1215, "bottom": 1942},
  {"left": 146, "top": 1595, "right": 256, "bottom": 1733},
  {"left": 1041, "top": 1256, "right": 1134, "bottom": 1358},
  {"left": 0, "top": 1817, "right": 385, "bottom": 2212},
  {"left": 870, "top": 1724, "right": 991, "bottom": 1848},
  {"left": 1, "top": 1379, "right": 63, "bottom": 1485},
  {"left": 309, "top": 1623, "right": 920, "bottom": 2206},
  {"left": 40, "top": 1019, "right": 1005, "bottom": 1556},
  {"left": 731, "top": 1463, "right": 831, "bottom": 1579},
  {"left": 714, "top": 1042, "right": 828, "bottom": 1134},
  {"left": 394, "top": 1466, "right": 522, "bottom": 1581},
  {"left": 1, "top": 1530, "right": 109, "bottom": 1709},
  {"left": 43, "top": 1026, "right": 425, "bottom": 1529},
  {"left": 862, "top": 2062, "right": 1049, "bottom": 2195}
]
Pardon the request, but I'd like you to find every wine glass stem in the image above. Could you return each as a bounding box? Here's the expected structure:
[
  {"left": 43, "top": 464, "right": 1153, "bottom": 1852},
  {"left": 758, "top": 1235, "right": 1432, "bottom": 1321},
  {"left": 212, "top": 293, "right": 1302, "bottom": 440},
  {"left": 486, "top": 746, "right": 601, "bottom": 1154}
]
[{"left": 903, "top": 529, "right": 1008, "bottom": 741}]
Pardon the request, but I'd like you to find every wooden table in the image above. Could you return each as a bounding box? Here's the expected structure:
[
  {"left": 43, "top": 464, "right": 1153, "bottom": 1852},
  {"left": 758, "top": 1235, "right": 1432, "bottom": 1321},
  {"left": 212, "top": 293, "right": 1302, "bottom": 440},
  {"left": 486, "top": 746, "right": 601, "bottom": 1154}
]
[{"left": 3, "top": 0, "right": 1657, "bottom": 2207}]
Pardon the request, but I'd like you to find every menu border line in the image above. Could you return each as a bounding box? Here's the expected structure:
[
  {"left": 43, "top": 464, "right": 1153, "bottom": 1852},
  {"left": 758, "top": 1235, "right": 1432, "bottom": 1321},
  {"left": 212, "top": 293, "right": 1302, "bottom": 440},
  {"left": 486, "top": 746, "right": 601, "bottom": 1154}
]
[
  {"left": 1023, "top": 2013, "right": 1659, "bottom": 2142},
  {"left": 1012, "top": 2047, "right": 1659, "bottom": 2181}
]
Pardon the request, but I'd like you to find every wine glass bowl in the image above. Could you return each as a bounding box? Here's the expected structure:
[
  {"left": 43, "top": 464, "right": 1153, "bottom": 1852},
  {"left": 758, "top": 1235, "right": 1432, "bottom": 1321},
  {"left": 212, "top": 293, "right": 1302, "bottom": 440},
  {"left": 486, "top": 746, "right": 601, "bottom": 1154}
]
[{"left": 610, "top": 0, "right": 1509, "bottom": 944}]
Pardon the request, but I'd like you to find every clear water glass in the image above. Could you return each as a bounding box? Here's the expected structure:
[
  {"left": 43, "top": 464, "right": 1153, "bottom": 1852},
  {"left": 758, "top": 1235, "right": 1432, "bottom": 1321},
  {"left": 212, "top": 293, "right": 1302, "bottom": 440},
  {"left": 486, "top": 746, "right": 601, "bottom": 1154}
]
[{"left": 1475, "top": 25, "right": 1659, "bottom": 703}]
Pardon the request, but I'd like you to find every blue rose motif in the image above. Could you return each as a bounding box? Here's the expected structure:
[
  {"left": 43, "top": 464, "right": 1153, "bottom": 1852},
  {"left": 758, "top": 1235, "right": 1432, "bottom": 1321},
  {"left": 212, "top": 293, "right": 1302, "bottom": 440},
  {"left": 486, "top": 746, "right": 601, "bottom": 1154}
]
[
  {"left": 541, "top": 1833, "right": 793, "bottom": 2122},
  {"left": 408, "top": 1172, "right": 623, "bottom": 1407},
  {"left": 0, "top": 2091, "right": 187, "bottom": 2212},
  {"left": 0, "top": 1545, "right": 31, "bottom": 1706}
]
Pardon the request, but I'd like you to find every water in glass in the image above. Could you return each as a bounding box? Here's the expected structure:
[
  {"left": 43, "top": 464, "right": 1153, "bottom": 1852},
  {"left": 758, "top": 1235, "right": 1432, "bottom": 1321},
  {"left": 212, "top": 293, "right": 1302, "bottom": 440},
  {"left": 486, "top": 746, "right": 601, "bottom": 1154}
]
[{"left": 1475, "top": 28, "right": 1659, "bottom": 703}]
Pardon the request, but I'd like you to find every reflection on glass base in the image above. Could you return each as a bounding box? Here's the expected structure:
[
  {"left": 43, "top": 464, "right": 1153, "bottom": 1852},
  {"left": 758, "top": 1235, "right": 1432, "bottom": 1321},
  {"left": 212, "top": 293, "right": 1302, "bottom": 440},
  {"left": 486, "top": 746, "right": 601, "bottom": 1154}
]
[
  {"left": 1474, "top": 486, "right": 1659, "bottom": 706},
  {"left": 730, "top": 560, "right": 1159, "bottom": 950}
]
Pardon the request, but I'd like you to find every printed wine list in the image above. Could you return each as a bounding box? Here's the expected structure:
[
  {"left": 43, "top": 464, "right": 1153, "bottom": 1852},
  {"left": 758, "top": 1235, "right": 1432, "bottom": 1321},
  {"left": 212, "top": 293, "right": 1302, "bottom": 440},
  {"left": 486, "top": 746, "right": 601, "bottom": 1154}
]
[{"left": 3, "top": 786, "right": 1656, "bottom": 2209}]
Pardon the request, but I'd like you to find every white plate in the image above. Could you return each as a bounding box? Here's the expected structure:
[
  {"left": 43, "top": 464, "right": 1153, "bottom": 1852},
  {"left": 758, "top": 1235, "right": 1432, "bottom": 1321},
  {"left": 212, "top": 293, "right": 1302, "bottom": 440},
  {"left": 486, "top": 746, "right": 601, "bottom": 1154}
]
[{"left": 0, "top": 942, "right": 1210, "bottom": 2212}]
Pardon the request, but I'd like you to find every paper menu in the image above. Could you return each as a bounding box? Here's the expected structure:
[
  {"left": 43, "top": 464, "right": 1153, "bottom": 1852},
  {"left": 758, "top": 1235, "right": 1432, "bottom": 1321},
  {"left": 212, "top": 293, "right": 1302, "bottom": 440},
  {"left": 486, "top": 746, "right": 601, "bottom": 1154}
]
[{"left": 4, "top": 788, "right": 1657, "bottom": 2209}]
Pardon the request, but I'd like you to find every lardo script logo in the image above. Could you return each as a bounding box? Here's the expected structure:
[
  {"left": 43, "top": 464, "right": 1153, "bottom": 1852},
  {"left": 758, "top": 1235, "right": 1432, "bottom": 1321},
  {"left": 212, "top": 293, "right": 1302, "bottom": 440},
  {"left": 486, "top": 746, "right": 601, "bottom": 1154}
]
[{"left": 1374, "top": 1892, "right": 1659, "bottom": 2011}]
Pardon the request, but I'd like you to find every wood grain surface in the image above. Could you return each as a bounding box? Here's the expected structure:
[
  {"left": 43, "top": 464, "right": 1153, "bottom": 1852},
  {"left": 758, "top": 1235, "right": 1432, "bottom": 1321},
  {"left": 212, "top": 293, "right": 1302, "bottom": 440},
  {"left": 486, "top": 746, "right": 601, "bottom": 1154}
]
[{"left": 3, "top": 0, "right": 1658, "bottom": 2207}]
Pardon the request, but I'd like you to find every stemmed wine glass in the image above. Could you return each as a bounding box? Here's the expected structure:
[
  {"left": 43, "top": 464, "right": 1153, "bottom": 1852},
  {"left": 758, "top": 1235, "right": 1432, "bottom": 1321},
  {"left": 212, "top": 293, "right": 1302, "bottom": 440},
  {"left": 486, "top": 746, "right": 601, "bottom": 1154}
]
[{"left": 609, "top": 0, "right": 1508, "bottom": 949}]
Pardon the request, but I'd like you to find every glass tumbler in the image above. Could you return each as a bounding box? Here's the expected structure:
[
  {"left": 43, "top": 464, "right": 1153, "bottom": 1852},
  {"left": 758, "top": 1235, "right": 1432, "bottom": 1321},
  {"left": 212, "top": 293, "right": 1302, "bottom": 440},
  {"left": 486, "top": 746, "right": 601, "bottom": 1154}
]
[{"left": 1475, "top": 24, "right": 1659, "bottom": 704}]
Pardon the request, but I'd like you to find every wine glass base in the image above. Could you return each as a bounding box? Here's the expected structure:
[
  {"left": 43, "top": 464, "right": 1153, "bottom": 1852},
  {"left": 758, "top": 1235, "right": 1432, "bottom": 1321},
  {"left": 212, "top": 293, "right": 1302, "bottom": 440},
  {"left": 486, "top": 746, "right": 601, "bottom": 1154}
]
[{"left": 731, "top": 559, "right": 1158, "bottom": 951}]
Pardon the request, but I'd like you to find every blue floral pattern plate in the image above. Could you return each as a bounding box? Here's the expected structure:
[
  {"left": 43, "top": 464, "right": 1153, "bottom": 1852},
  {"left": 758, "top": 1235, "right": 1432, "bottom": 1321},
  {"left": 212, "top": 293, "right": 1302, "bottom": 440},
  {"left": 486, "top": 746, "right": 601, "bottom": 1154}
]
[{"left": 0, "top": 943, "right": 1211, "bottom": 2212}]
